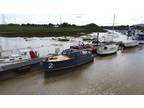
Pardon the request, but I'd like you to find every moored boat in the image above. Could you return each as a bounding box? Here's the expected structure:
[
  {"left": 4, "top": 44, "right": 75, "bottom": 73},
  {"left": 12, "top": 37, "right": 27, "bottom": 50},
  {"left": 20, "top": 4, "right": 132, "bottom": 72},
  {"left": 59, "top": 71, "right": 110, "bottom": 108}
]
[
  {"left": 97, "top": 43, "right": 118, "bottom": 55},
  {"left": 58, "top": 37, "right": 70, "bottom": 41},
  {"left": 122, "top": 27, "right": 139, "bottom": 47},
  {"left": 0, "top": 49, "right": 39, "bottom": 63},
  {"left": 96, "top": 14, "right": 119, "bottom": 55},
  {"left": 122, "top": 39, "right": 139, "bottom": 48},
  {"left": 70, "top": 44, "right": 97, "bottom": 55},
  {"left": 135, "top": 33, "right": 144, "bottom": 44},
  {"left": 43, "top": 49, "right": 94, "bottom": 72},
  {"left": 0, "top": 49, "right": 43, "bottom": 72}
]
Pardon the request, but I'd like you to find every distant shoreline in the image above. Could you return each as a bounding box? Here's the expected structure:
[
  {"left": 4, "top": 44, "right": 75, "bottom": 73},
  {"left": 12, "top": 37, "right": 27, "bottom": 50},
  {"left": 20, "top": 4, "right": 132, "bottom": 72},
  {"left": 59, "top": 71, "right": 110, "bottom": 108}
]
[
  {"left": 0, "top": 31, "right": 103, "bottom": 37},
  {"left": 0, "top": 23, "right": 107, "bottom": 37}
]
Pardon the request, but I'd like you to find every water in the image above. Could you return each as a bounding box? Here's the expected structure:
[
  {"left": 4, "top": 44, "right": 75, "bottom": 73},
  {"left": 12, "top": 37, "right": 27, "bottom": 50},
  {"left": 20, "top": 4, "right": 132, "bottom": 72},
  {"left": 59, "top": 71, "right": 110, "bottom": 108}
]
[{"left": 0, "top": 32, "right": 144, "bottom": 95}]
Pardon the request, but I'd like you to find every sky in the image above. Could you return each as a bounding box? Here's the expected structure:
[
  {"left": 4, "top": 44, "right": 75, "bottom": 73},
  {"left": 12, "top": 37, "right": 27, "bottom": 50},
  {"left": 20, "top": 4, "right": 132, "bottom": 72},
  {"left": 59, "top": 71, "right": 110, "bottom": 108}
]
[{"left": 0, "top": 0, "right": 144, "bottom": 25}]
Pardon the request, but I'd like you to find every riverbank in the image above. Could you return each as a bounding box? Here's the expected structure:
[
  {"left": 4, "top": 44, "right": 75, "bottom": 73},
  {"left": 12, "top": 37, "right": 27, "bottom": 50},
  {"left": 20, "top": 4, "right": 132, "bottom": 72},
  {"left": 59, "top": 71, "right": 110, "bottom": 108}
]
[{"left": 0, "top": 24, "right": 107, "bottom": 37}]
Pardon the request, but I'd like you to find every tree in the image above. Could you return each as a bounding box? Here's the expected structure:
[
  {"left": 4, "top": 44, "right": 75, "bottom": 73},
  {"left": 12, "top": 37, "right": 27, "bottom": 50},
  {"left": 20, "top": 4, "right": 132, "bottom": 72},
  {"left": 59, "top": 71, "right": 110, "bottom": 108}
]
[
  {"left": 48, "top": 23, "right": 55, "bottom": 27},
  {"left": 59, "top": 22, "right": 72, "bottom": 27}
]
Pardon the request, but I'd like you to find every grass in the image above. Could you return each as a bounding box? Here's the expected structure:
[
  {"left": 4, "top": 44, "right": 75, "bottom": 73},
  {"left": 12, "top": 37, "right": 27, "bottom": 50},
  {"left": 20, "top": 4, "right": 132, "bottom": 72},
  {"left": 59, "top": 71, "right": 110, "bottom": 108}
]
[{"left": 0, "top": 24, "right": 107, "bottom": 37}]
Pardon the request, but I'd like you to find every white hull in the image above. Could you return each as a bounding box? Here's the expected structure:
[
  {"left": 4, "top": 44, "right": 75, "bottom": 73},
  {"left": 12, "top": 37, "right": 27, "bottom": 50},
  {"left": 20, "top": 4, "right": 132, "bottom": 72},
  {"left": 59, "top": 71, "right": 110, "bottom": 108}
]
[
  {"left": 0, "top": 49, "right": 38, "bottom": 63},
  {"left": 123, "top": 40, "right": 139, "bottom": 47},
  {"left": 97, "top": 44, "right": 118, "bottom": 55},
  {"left": 138, "top": 40, "right": 144, "bottom": 44}
]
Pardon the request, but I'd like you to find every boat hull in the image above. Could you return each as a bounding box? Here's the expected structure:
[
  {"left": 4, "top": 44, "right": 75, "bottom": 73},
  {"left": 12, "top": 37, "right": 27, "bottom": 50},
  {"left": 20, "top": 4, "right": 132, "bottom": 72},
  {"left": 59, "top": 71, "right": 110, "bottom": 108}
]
[
  {"left": 96, "top": 45, "right": 118, "bottom": 55},
  {"left": 97, "top": 50, "right": 117, "bottom": 55},
  {"left": 0, "top": 58, "right": 43, "bottom": 72},
  {"left": 43, "top": 55, "right": 94, "bottom": 72},
  {"left": 0, "top": 58, "right": 43, "bottom": 80},
  {"left": 123, "top": 41, "right": 139, "bottom": 48},
  {"left": 138, "top": 40, "right": 144, "bottom": 44}
]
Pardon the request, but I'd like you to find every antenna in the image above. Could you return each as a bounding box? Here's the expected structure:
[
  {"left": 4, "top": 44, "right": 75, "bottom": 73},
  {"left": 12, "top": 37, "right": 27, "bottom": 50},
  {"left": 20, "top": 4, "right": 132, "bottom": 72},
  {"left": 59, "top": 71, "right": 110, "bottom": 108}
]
[{"left": 1, "top": 14, "right": 6, "bottom": 24}]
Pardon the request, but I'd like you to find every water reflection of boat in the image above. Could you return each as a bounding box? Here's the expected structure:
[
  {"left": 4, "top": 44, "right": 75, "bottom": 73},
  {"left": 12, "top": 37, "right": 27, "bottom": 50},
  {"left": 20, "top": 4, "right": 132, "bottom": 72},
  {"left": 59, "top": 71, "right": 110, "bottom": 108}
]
[{"left": 43, "top": 49, "right": 94, "bottom": 72}]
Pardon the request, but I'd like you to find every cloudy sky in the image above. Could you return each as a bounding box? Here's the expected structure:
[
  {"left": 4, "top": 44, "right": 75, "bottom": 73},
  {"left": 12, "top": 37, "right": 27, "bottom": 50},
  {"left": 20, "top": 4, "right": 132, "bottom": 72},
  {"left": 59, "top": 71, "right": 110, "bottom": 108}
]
[{"left": 0, "top": 0, "right": 144, "bottom": 25}]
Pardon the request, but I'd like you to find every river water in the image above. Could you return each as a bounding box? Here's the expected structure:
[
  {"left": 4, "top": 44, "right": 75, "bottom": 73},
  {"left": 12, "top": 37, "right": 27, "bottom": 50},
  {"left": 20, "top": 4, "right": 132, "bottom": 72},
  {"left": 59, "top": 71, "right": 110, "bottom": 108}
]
[{"left": 0, "top": 32, "right": 144, "bottom": 95}]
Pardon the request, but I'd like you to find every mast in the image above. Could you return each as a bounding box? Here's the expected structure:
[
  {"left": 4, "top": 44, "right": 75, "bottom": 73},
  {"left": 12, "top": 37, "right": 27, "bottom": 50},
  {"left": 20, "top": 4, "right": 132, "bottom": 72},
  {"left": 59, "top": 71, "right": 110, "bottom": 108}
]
[
  {"left": 113, "top": 14, "right": 115, "bottom": 31},
  {"left": 112, "top": 14, "right": 115, "bottom": 41}
]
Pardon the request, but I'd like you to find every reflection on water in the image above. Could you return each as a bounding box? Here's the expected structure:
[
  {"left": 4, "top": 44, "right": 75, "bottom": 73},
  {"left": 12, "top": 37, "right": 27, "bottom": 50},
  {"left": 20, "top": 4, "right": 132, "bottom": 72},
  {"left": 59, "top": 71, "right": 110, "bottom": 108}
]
[{"left": 1, "top": 33, "right": 144, "bottom": 94}]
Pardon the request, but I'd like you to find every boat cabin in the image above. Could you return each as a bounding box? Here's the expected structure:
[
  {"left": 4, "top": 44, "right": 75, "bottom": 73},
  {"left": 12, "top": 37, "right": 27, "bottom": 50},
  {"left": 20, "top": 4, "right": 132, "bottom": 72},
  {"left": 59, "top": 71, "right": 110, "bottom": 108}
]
[
  {"left": 47, "top": 49, "right": 91, "bottom": 62},
  {"left": 62, "top": 49, "right": 91, "bottom": 58}
]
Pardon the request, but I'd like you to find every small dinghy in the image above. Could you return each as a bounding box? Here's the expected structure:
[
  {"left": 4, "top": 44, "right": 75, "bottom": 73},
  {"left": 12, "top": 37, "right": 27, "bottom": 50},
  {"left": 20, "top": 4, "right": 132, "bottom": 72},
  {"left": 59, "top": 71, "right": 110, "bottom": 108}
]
[{"left": 58, "top": 37, "right": 70, "bottom": 41}]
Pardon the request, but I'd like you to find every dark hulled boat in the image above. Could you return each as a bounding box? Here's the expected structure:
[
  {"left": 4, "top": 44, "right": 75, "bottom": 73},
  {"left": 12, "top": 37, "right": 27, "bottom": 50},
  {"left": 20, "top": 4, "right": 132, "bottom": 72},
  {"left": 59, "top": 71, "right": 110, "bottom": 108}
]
[{"left": 43, "top": 49, "right": 94, "bottom": 72}]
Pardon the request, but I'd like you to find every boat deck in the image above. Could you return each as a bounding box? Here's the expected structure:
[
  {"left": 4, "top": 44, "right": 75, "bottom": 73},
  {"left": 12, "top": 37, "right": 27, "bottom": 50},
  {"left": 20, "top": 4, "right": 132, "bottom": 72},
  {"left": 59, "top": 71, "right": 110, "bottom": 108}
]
[
  {"left": 48, "top": 55, "right": 71, "bottom": 62},
  {"left": 0, "top": 58, "right": 43, "bottom": 72}
]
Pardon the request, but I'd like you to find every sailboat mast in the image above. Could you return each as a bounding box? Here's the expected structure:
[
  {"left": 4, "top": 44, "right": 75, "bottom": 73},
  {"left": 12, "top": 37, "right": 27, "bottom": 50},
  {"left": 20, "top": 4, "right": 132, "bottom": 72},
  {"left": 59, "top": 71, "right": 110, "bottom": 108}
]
[
  {"left": 112, "top": 14, "right": 115, "bottom": 41},
  {"left": 113, "top": 14, "right": 115, "bottom": 31}
]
